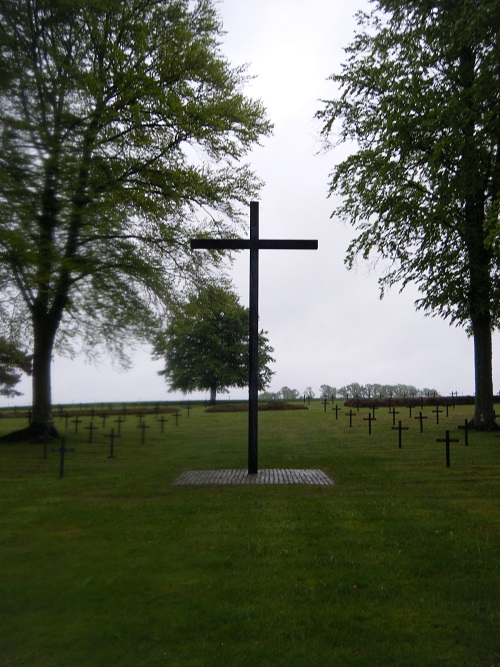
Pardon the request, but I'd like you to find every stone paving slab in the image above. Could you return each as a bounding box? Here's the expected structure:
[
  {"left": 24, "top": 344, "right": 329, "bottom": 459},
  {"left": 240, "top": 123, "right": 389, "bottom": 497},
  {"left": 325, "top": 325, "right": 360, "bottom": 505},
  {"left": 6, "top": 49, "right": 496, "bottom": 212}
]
[{"left": 173, "top": 469, "right": 334, "bottom": 486}]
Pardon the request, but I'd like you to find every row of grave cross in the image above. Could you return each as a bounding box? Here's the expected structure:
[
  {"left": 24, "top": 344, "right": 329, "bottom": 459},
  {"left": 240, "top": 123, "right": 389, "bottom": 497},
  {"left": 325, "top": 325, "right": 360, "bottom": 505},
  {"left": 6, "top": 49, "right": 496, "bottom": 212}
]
[
  {"left": 38, "top": 406, "right": 192, "bottom": 477},
  {"left": 327, "top": 402, "right": 470, "bottom": 466}
]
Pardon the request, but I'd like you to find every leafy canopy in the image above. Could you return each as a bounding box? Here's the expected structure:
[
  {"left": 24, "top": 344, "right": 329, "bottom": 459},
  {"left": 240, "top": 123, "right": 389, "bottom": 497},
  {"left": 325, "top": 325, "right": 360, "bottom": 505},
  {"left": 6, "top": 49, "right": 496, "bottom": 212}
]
[
  {"left": 155, "top": 283, "right": 275, "bottom": 396},
  {"left": 317, "top": 0, "right": 500, "bottom": 329},
  {"left": 0, "top": 338, "right": 31, "bottom": 397},
  {"left": 0, "top": 0, "right": 273, "bottom": 361}
]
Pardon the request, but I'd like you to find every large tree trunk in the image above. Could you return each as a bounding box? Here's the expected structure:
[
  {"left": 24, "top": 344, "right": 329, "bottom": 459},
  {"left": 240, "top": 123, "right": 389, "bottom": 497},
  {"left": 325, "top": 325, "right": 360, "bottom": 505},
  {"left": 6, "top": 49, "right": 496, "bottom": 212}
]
[
  {"left": 209, "top": 385, "right": 217, "bottom": 404},
  {"left": 471, "top": 315, "right": 497, "bottom": 429},
  {"left": 0, "top": 313, "right": 59, "bottom": 442},
  {"left": 30, "top": 312, "right": 58, "bottom": 437}
]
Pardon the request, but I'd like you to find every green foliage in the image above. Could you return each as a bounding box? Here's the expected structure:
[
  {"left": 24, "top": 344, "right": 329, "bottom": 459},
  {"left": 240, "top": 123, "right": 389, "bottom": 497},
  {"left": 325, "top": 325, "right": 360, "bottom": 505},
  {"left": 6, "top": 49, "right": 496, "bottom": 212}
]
[
  {"left": 319, "top": 384, "right": 336, "bottom": 399},
  {"left": 337, "top": 383, "right": 438, "bottom": 399},
  {"left": 0, "top": 0, "right": 271, "bottom": 380},
  {"left": 317, "top": 0, "right": 499, "bottom": 328},
  {"left": 259, "top": 386, "right": 301, "bottom": 401},
  {"left": 0, "top": 0, "right": 271, "bottom": 424},
  {"left": 0, "top": 338, "right": 31, "bottom": 397},
  {"left": 155, "top": 283, "right": 275, "bottom": 398}
]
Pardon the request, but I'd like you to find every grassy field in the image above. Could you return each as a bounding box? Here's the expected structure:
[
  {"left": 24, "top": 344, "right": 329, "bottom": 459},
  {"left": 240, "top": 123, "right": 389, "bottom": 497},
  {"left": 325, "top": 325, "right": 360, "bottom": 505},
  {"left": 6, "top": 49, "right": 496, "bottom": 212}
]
[{"left": 0, "top": 400, "right": 498, "bottom": 666}]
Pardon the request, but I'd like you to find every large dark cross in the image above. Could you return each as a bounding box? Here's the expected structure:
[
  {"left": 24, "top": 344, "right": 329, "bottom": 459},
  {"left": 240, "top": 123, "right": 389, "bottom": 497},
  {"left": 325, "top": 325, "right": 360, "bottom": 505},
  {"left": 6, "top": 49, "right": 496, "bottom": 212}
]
[{"left": 191, "top": 201, "right": 318, "bottom": 474}]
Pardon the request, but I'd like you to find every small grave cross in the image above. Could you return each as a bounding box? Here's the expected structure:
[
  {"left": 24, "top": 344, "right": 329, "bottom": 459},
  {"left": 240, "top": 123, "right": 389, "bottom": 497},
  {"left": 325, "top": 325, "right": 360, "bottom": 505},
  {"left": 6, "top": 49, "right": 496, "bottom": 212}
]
[
  {"left": 84, "top": 422, "right": 98, "bottom": 444},
  {"left": 138, "top": 420, "right": 150, "bottom": 444},
  {"left": 114, "top": 415, "right": 125, "bottom": 436},
  {"left": 392, "top": 420, "right": 409, "bottom": 448},
  {"left": 432, "top": 405, "right": 443, "bottom": 424},
  {"left": 51, "top": 438, "right": 74, "bottom": 478},
  {"left": 332, "top": 404, "right": 342, "bottom": 420},
  {"left": 191, "top": 201, "right": 318, "bottom": 474},
  {"left": 321, "top": 398, "right": 329, "bottom": 412},
  {"left": 436, "top": 430, "right": 459, "bottom": 467},
  {"left": 388, "top": 406, "right": 399, "bottom": 426},
  {"left": 345, "top": 409, "right": 356, "bottom": 427},
  {"left": 414, "top": 411, "right": 428, "bottom": 433},
  {"left": 72, "top": 416, "right": 82, "bottom": 434},
  {"left": 105, "top": 428, "right": 119, "bottom": 458},
  {"left": 458, "top": 419, "right": 469, "bottom": 446},
  {"left": 158, "top": 415, "right": 168, "bottom": 433},
  {"left": 363, "top": 412, "right": 376, "bottom": 435}
]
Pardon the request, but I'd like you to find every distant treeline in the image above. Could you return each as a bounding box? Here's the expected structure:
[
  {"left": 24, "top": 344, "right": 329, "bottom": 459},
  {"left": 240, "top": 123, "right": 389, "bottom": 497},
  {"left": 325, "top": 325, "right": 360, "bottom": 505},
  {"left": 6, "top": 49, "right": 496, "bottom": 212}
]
[
  {"left": 259, "top": 383, "right": 440, "bottom": 402},
  {"left": 319, "top": 383, "right": 440, "bottom": 399}
]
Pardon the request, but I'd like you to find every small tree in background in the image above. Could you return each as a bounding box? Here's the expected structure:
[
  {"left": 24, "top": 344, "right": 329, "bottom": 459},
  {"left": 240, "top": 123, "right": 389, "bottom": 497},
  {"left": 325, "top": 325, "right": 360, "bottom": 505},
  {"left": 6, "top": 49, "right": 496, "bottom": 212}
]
[
  {"left": 155, "top": 283, "right": 274, "bottom": 403},
  {"left": 319, "top": 384, "right": 336, "bottom": 399},
  {"left": 278, "top": 387, "right": 300, "bottom": 401}
]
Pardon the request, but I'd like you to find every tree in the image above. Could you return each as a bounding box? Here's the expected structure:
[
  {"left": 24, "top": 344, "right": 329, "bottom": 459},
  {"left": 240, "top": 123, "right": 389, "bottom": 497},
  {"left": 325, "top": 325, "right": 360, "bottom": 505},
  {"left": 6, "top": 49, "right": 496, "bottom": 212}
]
[
  {"left": 0, "top": 338, "right": 31, "bottom": 397},
  {"left": 319, "top": 384, "right": 337, "bottom": 399},
  {"left": 155, "top": 283, "right": 275, "bottom": 402},
  {"left": 317, "top": 0, "right": 499, "bottom": 429},
  {"left": 0, "top": 0, "right": 272, "bottom": 437},
  {"left": 278, "top": 386, "right": 300, "bottom": 401}
]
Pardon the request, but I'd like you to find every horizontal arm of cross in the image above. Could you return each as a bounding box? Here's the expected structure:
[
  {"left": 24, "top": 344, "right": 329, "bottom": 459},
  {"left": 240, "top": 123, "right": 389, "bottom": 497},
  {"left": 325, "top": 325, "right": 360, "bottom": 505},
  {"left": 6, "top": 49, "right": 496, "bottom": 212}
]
[{"left": 190, "top": 239, "right": 318, "bottom": 250}]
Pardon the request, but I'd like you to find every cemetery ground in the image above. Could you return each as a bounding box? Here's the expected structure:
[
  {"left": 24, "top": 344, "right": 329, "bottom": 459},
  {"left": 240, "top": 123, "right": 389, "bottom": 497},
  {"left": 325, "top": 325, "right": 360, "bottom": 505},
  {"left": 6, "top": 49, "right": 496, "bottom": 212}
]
[{"left": 0, "top": 400, "right": 498, "bottom": 667}]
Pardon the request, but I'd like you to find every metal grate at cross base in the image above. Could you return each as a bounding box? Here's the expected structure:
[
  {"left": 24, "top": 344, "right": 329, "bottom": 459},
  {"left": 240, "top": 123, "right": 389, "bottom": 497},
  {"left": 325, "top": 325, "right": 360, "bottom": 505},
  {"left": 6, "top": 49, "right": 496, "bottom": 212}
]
[{"left": 173, "top": 469, "right": 334, "bottom": 486}]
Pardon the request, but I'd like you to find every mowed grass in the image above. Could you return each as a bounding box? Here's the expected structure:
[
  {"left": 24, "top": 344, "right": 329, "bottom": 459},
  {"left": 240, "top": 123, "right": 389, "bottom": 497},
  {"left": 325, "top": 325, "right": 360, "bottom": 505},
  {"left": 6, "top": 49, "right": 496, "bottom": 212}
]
[{"left": 0, "top": 401, "right": 498, "bottom": 667}]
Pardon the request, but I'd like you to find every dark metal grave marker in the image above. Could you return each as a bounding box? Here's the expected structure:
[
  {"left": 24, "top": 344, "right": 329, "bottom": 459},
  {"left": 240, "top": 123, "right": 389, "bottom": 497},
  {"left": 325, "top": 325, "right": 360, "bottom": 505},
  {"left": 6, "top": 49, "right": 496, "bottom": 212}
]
[
  {"left": 105, "top": 428, "right": 119, "bottom": 458},
  {"left": 51, "top": 438, "right": 74, "bottom": 478},
  {"left": 458, "top": 419, "right": 469, "bottom": 446},
  {"left": 414, "top": 411, "right": 428, "bottom": 433},
  {"left": 174, "top": 411, "right": 180, "bottom": 426},
  {"left": 185, "top": 402, "right": 191, "bottom": 417},
  {"left": 432, "top": 405, "right": 443, "bottom": 424},
  {"left": 100, "top": 413, "right": 108, "bottom": 429},
  {"left": 158, "top": 415, "right": 168, "bottom": 433},
  {"left": 393, "top": 420, "right": 409, "bottom": 449},
  {"left": 64, "top": 414, "right": 70, "bottom": 429},
  {"left": 114, "top": 415, "right": 125, "bottom": 436},
  {"left": 332, "top": 404, "right": 342, "bottom": 420},
  {"left": 388, "top": 406, "right": 399, "bottom": 426},
  {"left": 191, "top": 201, "right": 317, "bottom": 474},
  {"left": 363, "top": 413, "right": 376, "bottom": 435},
  {"left": 436, "top": 431, "right": 459, "bottom": 467},
  {"left": 138, "top": 421, "right": 150, "bottom": 444},
  {"left": 408, "top": 405, "right": 413, "bottom": 418},
  {"left": 85, "top": 422, "right": 98, "bottom": 444},
  {"left": 346, "top": 409, "right": 356, "bottom": 427},
  {"left": 321, "top": 398, "right": 329, "bottom": 412},
  {"left": 72, "top": 416, "right": 82, "bottom": 434}
]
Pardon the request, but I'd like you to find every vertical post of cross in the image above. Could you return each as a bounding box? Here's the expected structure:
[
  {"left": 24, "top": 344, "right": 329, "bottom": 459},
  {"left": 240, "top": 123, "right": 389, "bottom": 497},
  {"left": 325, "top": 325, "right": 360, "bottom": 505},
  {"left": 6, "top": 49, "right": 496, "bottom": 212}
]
[{"left": 248, "top": 201, "right": 259, "bottom": 474}]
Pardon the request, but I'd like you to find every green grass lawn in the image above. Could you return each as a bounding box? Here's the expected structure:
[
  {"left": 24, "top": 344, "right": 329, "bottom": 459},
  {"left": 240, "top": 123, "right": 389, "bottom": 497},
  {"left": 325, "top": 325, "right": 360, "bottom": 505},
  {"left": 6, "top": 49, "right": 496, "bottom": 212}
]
[{"left": 0, "top": 401, "right": 498, "bottom": 666}]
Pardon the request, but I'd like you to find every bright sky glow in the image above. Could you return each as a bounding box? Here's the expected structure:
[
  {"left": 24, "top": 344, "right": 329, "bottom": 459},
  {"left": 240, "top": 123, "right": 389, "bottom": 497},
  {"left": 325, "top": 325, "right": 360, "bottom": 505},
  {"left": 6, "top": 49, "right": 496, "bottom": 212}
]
[{"left": 2, "top": 0, "right": 498, "bottom": 406}]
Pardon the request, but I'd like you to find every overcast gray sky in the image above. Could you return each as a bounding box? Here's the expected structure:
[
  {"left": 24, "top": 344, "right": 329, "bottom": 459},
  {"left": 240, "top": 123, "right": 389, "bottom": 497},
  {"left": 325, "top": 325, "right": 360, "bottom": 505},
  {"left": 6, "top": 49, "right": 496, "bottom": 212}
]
[{"left": 2, "top": 0, "right": 498, "bottom": 406}]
